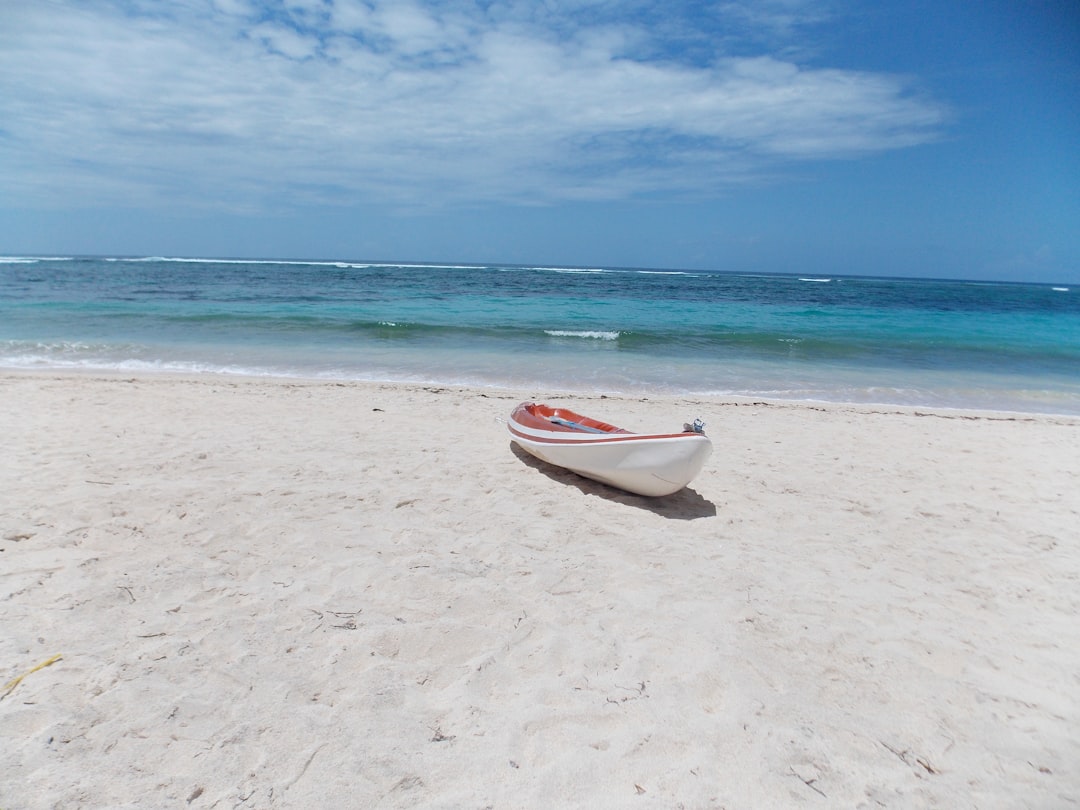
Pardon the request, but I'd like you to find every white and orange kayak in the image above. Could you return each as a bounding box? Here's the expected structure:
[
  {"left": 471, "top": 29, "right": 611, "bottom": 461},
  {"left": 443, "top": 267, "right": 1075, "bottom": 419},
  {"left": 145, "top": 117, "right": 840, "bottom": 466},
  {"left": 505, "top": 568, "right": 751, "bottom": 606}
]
[{"left": 508, "top": 402, "right": 712, "bottom": 497}]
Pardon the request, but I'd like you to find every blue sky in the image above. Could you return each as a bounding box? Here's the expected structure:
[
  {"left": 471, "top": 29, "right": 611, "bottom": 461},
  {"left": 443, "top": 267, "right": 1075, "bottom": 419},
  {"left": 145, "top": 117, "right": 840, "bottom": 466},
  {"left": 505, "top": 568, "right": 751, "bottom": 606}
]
[{"left": 1, "top": 0, "right": 1077, "bottom": 281}]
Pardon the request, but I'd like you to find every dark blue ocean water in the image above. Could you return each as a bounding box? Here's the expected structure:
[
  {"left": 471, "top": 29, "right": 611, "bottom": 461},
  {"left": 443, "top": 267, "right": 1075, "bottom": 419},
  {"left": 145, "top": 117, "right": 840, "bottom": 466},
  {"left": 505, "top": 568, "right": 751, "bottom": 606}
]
[{"left": 2, "top": 256, "right": 1078, "bottom": 413}]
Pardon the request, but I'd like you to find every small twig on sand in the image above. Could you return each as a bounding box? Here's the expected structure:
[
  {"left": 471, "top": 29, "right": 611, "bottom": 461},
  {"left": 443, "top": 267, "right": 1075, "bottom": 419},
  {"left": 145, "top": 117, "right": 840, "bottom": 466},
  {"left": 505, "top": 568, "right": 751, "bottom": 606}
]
[
  {"left": 880, "top": 740, "right": 939, "bottom": 775},
  {"left": 789, "top": 766, "right": 826, "bottom": 797}
]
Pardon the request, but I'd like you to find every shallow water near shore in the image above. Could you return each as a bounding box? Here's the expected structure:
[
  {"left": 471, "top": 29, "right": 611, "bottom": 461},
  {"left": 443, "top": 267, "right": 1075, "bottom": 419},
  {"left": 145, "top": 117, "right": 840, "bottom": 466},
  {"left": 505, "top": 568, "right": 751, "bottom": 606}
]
[{"left": 2, "top": 255, "right": 1078, "bottom": 413}]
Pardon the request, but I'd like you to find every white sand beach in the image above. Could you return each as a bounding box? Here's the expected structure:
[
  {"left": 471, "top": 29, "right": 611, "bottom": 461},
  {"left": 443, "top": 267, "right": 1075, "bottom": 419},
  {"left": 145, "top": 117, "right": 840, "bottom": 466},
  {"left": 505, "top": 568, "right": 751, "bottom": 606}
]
[{"left": 2, "top": 372, "right": 1078, "bottom": 808}]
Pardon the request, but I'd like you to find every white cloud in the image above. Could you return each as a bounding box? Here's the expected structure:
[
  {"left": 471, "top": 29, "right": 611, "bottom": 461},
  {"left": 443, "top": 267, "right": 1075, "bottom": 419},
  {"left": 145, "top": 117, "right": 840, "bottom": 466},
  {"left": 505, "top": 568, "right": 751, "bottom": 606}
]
[
  {"left": 250, "top": 21, "right": 321, "bottom": 60},
  {"left": 0, "top": 0, "right": 947, "bottom": 212}
]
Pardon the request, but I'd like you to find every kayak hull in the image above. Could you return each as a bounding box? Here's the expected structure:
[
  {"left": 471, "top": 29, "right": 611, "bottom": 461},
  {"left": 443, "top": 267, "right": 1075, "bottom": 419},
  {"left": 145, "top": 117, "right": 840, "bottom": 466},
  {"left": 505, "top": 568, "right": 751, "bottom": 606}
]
[{"left": 508, "top": 402, "right": 711, "bottom": 497}]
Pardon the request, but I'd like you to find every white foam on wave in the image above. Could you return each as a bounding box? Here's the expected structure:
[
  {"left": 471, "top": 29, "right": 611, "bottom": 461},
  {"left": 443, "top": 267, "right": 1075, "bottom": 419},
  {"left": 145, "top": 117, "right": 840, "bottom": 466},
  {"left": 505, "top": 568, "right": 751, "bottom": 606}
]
[
  {"left": 112, "top": 256, "right": 361, "bottom": 268},
  {"left": 544, "top": 329, "right": 620, "bottom": 340},
  {"left": 0, "top": 349, "right": 282, "bottom": 379},
  {"left": 635, "top": 269, "right": 696, "bottom": 276},
  {"left": 1, "top": 340, "right": 100, "bottom": 357},
  {"left": 1052, "top": 287, "right": 1069, "bottom": 292},
  {"left": 0, "top": 256, "right": 74, "bottom": 263},
  {"left": 542, "top": 267, "right": 608, "bottom": 274},
  {"left": 389, "top": 263, "right": 488, "bottom": 270},
  {"left": 530, "top": 266, "right": 695, "bottom": 276},
  {"left": 104, "top": 257, "right": 495, "bottom": 271}
]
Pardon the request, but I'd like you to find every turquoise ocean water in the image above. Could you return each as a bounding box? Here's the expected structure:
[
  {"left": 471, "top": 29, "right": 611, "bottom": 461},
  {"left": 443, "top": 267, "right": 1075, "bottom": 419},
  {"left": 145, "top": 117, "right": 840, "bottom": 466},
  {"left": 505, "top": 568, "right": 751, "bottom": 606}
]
[{"left": 2, "top": 256, "right": 1078, "bottom": 414}]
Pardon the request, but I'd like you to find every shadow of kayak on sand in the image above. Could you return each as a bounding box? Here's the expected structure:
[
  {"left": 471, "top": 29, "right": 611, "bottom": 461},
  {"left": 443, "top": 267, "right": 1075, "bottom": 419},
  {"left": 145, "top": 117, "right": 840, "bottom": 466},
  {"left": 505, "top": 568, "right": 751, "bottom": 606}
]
[{"left": 509, "top": 442, "right": 717, "bottom": 520}]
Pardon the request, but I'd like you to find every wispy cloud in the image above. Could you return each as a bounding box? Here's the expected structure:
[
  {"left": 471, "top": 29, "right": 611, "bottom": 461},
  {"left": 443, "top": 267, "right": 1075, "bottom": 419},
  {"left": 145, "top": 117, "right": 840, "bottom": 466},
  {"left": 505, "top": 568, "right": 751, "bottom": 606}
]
[{"left": 0, "top": 0, "right": 947, "bottom": 211}]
